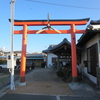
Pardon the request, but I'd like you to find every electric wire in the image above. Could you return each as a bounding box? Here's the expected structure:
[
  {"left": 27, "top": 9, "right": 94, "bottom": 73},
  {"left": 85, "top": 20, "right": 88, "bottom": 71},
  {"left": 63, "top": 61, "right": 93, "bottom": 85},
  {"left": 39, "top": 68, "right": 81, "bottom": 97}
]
[{"left": 26, "top": 0, "right": 100, "bottom": 10}]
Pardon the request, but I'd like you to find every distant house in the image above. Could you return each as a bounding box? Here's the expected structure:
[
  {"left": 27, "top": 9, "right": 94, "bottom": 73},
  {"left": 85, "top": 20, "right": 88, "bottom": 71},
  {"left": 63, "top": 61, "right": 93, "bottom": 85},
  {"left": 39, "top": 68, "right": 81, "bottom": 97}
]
[
  {"left": 26, "top": 53, "right": 45, "bottom": 67},
  {"left": 4, "top": 51, "right": 22, "bottom": 56},
  {"left": 0, "top": 50, "right": 4, "bottom": 56},
  {"left": 0, "top": 56, "right": 7, "bottom": 60},
  {"left": 14, "top": 51, "right": 22, "bottom": 56},
  {"left": 42, "top": 45, "right": 57, "bottom": 68},
  {"left": 0, "top": 51, "right": 22, "bottom": 63},
  {"left": 77, "top": 20, "right": 100, "bottom": 84}
]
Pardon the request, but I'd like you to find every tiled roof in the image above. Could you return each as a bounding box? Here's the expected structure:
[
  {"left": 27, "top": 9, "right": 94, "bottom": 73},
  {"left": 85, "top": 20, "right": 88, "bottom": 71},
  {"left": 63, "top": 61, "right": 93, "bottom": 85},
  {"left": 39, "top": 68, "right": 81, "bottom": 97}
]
[
  {"left": 42, "top": 38, "right": 71, "bottom": 53},
  {"left": 77, "top": 19, "right": 100, "bottom": 46},
  {"left": 26, "top": 54, "right": 45, "bottom": 59},
  {"left": 42, "top": 45, "right": 56, "bottom": 53}
]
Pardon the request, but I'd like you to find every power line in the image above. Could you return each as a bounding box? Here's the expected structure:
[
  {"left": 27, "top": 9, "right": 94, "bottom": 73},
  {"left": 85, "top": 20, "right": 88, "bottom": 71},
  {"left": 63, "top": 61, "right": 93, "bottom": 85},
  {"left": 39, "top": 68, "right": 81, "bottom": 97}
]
[{"left": 26, "top": 0, "right": 100, "bottom": 10}]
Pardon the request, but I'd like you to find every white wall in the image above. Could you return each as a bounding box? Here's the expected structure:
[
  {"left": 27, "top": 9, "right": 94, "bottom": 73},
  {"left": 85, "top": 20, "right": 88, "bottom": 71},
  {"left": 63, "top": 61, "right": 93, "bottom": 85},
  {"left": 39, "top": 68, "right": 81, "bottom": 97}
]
[
  {"left": 81, "top": 34, "right": 99, "bottom": 84},
  {"left": 83, "top": 67, "right": 97, "bottom": 84},
  {"left": 47, "top": 53, "right": 57, "bottom": 68},
  {"left": 81, "top": 34, "right": 99, "bottom": 62}
]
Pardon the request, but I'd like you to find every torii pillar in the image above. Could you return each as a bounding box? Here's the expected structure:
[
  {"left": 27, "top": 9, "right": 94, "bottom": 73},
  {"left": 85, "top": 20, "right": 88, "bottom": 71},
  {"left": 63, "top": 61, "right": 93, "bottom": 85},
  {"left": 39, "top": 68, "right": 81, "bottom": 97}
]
[
  {"left": 11, "top": 18, "right": 89, "bottom": 85},
  {"left": 71, "top": 24, "right": 77, "bottom": 81},
  {"left": 19, "top": 24, "right": 27, "bottom": 86}
]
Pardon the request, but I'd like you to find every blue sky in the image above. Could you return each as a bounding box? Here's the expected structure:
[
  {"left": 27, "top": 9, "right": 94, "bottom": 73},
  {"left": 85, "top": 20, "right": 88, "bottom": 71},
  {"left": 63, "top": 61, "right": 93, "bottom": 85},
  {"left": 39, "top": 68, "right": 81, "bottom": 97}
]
[{"left": 0, "top": 0, "right": 100, "bottom": 53}]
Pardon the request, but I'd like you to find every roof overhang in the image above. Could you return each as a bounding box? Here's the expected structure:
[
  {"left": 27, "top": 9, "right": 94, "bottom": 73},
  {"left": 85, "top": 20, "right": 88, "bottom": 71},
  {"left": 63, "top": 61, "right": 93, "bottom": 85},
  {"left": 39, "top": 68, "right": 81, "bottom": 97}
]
[
  {"left": 77, "top": 20, "right": 100, "bottom": 46},
  {"left": 26, "top": 58, "right": 45, "bottom": 60},
  {"left": 77, "top": 31, "right": 98, "bottom": 46}
]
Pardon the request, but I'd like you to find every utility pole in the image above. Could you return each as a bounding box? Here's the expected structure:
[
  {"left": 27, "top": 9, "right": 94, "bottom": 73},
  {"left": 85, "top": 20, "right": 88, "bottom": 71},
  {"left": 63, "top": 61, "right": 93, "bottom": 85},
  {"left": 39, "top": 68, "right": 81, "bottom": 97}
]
[{"left": 10, "top": 0, "right": 15, "bottom": 90}]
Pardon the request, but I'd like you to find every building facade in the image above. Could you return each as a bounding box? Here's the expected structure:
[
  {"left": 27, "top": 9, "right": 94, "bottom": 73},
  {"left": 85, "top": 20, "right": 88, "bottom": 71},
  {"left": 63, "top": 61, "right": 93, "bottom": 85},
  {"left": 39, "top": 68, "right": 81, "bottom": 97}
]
[
  {"left": 42, "top": 45, "right": 57, "bottom": 68},
  {"left": 43, "top": 39, "right": 81, "bottom": 69},
  {"left": 77, "top": 20, "right": 100, "bottom": 84},
  {"left": 26, "top": 53, "right": 46, "bottom": 67}
]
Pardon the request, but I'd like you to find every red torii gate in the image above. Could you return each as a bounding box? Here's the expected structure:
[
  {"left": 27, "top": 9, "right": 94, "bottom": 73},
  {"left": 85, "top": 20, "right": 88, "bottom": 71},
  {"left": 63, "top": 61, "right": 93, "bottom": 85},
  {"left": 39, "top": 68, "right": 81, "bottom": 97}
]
[{"left": 10, "top": 18, "right": 89, "bottom": 85}]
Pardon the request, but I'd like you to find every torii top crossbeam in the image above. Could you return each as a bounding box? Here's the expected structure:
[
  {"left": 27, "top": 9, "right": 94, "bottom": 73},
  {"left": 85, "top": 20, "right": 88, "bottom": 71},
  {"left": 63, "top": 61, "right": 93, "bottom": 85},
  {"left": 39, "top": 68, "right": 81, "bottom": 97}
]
[
  {"left": 9, "top": 18, "right": 89, "bottom": 34},
  {"left": 9, "top": 18, "right": 89, "bottom": 85},
  {"left": 11, "top": 18, "right": 89, "bottom": 26}
]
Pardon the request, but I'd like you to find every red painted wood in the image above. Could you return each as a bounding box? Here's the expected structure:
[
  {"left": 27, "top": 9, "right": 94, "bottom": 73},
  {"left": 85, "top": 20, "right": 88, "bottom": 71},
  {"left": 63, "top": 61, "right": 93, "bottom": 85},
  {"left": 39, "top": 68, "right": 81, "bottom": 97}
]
[
  {"left": 14, "top": 20, "right": 89, "bottom": 26},
  {"left": 71, "top": 24, "right": 77, "bottom": 81},
  {"left": 14, "top": 29, "right": 85, "bottom": 34},
  {"left": 20, "top": 24, "right": 27, "bottom": 83}
]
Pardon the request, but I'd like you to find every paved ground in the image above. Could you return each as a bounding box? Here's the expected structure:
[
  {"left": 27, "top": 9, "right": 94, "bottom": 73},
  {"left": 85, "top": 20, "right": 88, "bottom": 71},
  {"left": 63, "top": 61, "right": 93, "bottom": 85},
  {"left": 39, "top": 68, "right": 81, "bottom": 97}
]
[
  {"left": 1, "top": 93, "right": 100, "bottom": 100},
  {"left": 0, "top": 68, "right": 100, "bottom": 100},
  {"left": 8, "top": 68, "right": 74, "bottom": 95}
]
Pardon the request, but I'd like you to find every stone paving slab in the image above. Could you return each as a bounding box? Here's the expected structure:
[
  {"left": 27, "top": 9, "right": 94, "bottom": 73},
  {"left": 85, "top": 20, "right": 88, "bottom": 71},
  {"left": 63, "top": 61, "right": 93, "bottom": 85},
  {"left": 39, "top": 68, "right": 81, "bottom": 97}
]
[
  {"left": 60, "top": 96, "right": 100, "bottom": 100},
  {"left": 68, "top": 82, "right": 100, "bottom": 97}
]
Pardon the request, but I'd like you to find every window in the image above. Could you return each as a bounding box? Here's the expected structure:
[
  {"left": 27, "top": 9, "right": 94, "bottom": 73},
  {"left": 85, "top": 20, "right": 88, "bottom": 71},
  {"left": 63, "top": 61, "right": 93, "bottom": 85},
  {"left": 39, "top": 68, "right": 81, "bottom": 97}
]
[
  {"left": 52, "top": 57, "right": 57, "bottom": 63},
  {"left": 87, "top": 48, "right": 91, "bottom": 73},
  {"left": 87, "top": 43, "right": 98, "bottom": 76}
]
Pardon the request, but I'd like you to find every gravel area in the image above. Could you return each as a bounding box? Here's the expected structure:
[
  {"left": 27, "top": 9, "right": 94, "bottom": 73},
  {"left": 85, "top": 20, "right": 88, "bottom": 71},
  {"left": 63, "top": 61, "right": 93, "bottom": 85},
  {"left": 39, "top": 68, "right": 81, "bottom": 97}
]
[
  {"left": 0, "top": 70, "right": 20, "bottom": 90},
  {"left": 0, "top": 75, "right": 19, "bottom": 90},
  {"left": 9, "top": 68, "right": 74, "bottom": 95}
]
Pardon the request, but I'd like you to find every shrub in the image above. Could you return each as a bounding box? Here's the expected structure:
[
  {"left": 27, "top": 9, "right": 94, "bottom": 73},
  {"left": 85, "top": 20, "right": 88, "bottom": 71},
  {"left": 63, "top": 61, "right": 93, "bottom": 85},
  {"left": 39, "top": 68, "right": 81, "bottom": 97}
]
[
  {"left": 56, "top": 70, "right": 72, "bottom": 82},
  {"left": 56, "top": 71, "right": 65, "bottom": 77},
  {"left": 41, "top": 62, "right": 46, "bottom": 68},
  {"left": 52, "top": 63, "right": 57, "bottom": 70},
  {"left": 0, "top": 59, "right": 7, "bottom": 64}
]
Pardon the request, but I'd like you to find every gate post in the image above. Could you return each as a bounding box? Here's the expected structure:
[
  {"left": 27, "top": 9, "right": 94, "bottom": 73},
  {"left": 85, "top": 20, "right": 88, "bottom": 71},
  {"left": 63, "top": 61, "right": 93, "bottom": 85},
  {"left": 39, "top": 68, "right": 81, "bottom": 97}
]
[
  {"left": 70, "top": 24, "right": 77, "bottom": 82},
  {"left": 19, "top": 24, "right": 27, "bottom": 86}
]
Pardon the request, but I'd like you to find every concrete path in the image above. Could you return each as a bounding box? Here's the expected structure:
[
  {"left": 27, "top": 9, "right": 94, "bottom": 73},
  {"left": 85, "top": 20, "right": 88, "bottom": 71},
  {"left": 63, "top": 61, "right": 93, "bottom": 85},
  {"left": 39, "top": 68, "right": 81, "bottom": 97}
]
[{"left": 8, "top": 68, "right": 74, "bottom": 95}]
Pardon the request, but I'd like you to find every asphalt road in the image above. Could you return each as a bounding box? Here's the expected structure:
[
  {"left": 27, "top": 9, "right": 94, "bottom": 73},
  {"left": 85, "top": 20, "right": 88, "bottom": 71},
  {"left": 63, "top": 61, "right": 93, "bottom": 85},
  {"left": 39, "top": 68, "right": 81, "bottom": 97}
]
[{"left": 0, "top": 93, "right": 100, "bottom": 100}]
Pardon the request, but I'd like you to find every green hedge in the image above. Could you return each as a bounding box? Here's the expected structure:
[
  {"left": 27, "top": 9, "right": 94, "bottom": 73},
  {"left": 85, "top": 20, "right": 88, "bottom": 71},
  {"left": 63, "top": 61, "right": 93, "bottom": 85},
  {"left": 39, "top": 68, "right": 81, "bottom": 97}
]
[
  {"left": 0, "top": 59, "right": 7, "bottom": 64},
  {"left": 56, "top": 71, "right": 65, "bottom": 77},
  {"left": 41, "top": 62, "right": 46, "bottom": 68}
]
